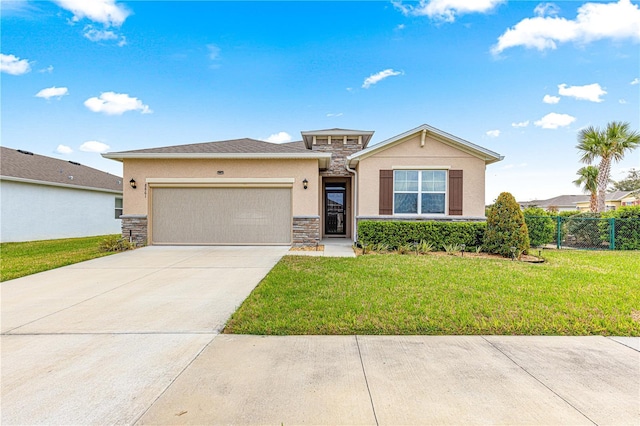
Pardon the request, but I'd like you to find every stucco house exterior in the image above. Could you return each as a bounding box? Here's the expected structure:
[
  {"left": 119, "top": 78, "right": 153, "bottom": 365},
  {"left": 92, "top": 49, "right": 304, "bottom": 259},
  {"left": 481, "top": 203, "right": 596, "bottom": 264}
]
[
  {"left": 103, "top": 124, "right": 503, "bottom": 246},
  {"left": 574, "top": 191, "right": 639, "bottom": 212},
  {"left": 0, "top": 146, "right": 123, "bottom": 243}
]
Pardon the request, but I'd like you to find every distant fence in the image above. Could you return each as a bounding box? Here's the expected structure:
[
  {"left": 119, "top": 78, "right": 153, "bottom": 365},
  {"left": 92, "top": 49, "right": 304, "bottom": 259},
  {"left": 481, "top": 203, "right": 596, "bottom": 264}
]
[{"left": 524, "top": 216, "right": 640, "bottom": 250}]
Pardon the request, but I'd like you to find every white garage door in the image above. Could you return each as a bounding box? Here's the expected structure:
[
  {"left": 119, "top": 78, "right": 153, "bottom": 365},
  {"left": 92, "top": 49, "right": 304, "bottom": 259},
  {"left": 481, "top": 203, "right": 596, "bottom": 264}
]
[{"left": 151, "top": 187, "right": 292, "bottom": 245}]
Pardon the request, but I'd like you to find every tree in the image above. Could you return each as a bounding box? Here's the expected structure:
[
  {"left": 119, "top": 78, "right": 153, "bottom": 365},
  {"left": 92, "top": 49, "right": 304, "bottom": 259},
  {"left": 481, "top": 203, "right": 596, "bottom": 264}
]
[
  {"left": 484, "top": 192, "right": 530, "bottom": 257},
  {"left": 576, "top": 121, "right": 640, "bottom": 213},
  {"left": 611, "top": 168, "right": 640, "bottom": 194},
  {"left": 573, "top": 166, "right": 599, "bottom": 212}
]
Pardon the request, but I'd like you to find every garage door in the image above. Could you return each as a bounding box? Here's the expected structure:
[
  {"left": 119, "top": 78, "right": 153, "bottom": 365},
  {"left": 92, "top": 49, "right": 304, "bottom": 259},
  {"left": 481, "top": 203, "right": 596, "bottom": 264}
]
[{"left": 151, "top": 187, "right": 291, "bottom": 245}]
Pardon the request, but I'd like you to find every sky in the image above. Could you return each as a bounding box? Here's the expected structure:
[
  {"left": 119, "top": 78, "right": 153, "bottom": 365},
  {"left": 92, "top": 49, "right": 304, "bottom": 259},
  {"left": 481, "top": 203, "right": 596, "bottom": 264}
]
[{"left": 1, "top": 0, "right": 639, "bottom": 203}]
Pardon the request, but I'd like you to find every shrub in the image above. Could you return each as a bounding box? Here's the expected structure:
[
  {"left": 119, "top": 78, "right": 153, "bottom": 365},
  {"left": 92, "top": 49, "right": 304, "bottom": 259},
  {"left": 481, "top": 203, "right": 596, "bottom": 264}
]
[
  {"left": 602, "top": 206, "right": 640, "bottom": 250},
  {"left": 99, "top": 235, "right": 135, "bottom": 252},
  {"left": 523, "top": 207, "right": 555, "bottom": 247},
  {"left": 357, "top": 221, "right": 485, "bottom": 251},
  {"left": 484, "top": 192, "right": 530, "bottom": 257}
]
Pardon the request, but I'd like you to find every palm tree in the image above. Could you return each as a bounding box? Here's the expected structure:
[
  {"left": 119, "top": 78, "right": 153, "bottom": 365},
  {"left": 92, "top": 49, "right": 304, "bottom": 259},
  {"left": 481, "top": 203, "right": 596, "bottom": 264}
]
[
  {"left": 576, "top": 121, "right": 640, "bottom": 213},
  {"left": 573, "top": 166, "right": 599, "bottom": 212}
]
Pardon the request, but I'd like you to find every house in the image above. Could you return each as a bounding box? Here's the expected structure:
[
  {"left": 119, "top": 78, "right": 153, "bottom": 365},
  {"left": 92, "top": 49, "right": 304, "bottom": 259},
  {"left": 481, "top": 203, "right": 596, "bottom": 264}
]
[
  {"left": 574, "top": 191, "right": 639, "bottom": 212},
  {"left": 519, "top": 195, "right": 587, "bottom": 212},
  {"left": 0, "top": 146, "right": 123, "bottom": 243},
  {"left": 102, "top": 124, "right": 503, "bottom": 246}
]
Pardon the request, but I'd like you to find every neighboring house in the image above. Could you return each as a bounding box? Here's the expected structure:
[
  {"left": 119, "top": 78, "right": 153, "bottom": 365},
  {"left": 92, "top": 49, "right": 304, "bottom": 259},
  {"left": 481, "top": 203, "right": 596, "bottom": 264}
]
[
  {"left": 0, "top": 146, "right": 123, "bottom": 243},
  {"left": 519, "top": 195, "right": 587, "bottom": 212},
  {"left": 574, "top": 191, "right": 639, "bottom": 212},
  {"left": 103, "top": 124, "right": 503, "bottom": 246}
]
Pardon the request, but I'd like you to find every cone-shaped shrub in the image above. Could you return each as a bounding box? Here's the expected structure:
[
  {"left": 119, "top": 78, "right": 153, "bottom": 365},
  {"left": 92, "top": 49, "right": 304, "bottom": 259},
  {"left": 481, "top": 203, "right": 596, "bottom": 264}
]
[{"left": 484, "top": 192, "right": 530, "bottom": 257}]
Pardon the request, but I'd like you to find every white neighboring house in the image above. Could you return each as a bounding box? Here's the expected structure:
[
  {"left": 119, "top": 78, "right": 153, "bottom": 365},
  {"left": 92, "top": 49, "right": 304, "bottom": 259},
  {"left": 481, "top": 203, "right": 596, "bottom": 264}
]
[{"left": 0, "top": 146, "right": 123, "bottom": 243}]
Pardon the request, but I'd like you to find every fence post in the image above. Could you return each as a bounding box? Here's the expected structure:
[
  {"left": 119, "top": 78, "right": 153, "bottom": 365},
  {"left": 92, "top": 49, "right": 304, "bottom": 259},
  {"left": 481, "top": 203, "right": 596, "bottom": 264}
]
[
  {"left": 609, "top": 218, "right": 615, "bottom": 250},
  {"left": 556, "top": 216, "right": 562, "bottom": 249}
]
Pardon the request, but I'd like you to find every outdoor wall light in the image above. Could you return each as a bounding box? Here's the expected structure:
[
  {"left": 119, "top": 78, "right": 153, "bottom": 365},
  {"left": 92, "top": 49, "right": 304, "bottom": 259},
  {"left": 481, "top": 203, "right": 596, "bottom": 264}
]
[
  {"left": 129, "top": 178, "right": 137, "bottom": 189},
  {"left": 303, "top": 178, "right": 308, "bottom": 190}
]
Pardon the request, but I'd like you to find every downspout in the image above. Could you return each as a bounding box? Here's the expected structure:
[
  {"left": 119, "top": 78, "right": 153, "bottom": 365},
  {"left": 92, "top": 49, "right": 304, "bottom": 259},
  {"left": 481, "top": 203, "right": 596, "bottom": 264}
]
[{"left": 345, "top": 159, "right": 358, "bottom": 243}]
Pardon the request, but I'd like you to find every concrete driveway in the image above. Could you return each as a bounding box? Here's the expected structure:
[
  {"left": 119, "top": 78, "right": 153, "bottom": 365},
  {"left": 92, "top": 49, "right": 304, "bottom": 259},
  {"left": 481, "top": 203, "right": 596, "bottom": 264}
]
[
  {"left": 1, "top": 245, "right": 288, "bottom": 425},
  {"left": 2, "top": 246, "right": 639, "bottom": 425}
]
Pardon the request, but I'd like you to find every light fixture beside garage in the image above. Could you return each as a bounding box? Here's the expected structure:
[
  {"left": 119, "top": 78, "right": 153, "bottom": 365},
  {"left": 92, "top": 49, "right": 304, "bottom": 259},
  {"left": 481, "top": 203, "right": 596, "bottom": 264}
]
[
  {"left": 217, "top": 170, "right": 224, "bottom": 175},
  {"left": 303, "top": 178, "right": 308, "bottom": 190},
  {"left": 129, "top": 178, "right": 137, "bottom": 189}
]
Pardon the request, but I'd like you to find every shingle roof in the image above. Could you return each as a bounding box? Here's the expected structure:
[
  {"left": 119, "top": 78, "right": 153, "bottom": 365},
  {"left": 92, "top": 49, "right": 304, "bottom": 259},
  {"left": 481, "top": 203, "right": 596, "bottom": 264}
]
[
  {"left": 109, "top": 138, "right": 312, "bottom": 155},
  {"left": 519, "top": 194, "right": 589, "bottom": 208},
  {"left": 0, "top": 146, "right": 123, "bottom": 192}
]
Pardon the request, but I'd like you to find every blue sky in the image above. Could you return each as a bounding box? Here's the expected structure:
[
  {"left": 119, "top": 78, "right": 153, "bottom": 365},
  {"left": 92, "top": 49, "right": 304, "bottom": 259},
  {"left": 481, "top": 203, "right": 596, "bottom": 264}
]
[{"left": 2, "top": 0, "right": 639, "bottom": 203}]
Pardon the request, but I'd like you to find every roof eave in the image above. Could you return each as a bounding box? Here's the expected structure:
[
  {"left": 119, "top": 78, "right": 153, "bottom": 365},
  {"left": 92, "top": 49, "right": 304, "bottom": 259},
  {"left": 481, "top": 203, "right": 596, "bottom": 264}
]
[
  {"left": 301, "top": 129, "right": 375, "bottom": 150},
  {"left": 102, "top": 152, "right": 332, "bottom": 169}
]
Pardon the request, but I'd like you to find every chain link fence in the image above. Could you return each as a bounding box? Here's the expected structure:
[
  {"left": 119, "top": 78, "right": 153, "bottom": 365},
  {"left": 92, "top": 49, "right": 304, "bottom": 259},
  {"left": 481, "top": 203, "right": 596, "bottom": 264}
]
[{"left": 524, "top": 216, "right": 640, "bottom": 250}]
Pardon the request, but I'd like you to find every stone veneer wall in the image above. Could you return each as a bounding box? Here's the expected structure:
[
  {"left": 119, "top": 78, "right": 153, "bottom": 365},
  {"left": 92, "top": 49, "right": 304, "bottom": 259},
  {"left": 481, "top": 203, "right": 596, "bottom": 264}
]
[
  {"left": 292, "top": 216, "right": 320, "bottom": 246},
  {"left": 311, "top": 137, "right": 362, "bottom": 177},
  {"left": 120, "top": 214, "right": 148, "bottom": 247}
]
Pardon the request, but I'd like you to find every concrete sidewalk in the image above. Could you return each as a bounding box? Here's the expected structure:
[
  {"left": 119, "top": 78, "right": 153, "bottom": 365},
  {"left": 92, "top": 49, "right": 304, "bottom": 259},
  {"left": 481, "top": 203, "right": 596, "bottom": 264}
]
[{"left": 138, "top": 335, "right": 639, "bottom": 425}]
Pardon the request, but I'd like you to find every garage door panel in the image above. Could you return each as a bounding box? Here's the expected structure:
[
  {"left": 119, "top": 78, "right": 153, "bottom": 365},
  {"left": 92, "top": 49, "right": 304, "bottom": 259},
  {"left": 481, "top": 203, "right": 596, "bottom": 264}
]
[{"left": 152, "top": 187, "right": 291, "bottom": 245}]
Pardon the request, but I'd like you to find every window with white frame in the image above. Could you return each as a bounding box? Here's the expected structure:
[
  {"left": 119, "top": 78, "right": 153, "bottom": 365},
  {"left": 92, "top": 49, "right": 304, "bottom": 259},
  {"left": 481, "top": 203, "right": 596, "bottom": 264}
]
[
  {"left": 393, "top": 170, "right": 446, "bottom": 214},
  {"left": 115, "top": 197, "right": 123, "bottom": 219}
]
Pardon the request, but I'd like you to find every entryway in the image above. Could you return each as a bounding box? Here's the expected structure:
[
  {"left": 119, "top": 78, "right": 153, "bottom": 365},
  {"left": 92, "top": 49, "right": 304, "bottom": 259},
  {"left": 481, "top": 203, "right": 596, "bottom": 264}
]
[{"left": 323, "top": 180, "right": 350, "bottom": 237}]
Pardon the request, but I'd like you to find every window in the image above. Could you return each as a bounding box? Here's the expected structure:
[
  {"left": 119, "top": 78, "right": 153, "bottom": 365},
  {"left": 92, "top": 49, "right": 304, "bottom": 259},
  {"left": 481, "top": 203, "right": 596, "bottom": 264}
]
[
  {"left": 393, "top": 170, "right": 446, "bottom": 214},
  {"left": 115, "top": 197, "right": 123, "bottom": 219}
]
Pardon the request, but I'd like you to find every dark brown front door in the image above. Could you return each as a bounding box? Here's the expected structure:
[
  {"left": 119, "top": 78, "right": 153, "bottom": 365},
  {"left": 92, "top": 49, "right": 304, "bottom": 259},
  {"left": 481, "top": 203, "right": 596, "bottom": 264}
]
[{"left": 325, "top": 183, "right": 346, "bottom": 235}]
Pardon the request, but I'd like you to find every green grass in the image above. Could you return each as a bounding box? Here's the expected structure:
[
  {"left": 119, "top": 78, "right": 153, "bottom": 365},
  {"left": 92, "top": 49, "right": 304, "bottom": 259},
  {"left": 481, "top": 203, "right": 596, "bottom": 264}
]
[
  {"left": 1, "top": 235, "right": 118, "bottom": 282},
  {"left": 225, "top": 250, "right": 640, "bottom": 336}
]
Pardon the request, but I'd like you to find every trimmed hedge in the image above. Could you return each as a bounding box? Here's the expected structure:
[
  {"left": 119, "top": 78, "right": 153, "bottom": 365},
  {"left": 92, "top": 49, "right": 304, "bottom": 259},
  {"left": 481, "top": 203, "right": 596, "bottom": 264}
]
[
  {"left": 358, "top": 220, "right": 485, "bottom": 250},
  {"left": 523, "top": 207, "right": 555, "bottom": 247}
]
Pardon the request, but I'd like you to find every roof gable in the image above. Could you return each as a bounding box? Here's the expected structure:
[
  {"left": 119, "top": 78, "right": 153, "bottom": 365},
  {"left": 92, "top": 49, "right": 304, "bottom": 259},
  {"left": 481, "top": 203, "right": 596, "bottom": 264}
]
[
  {"left": 346, "top": 124, "right": 503, "bottom": 166},
  {"left": 0, "top": 146, "right": 123, "bottom": 193}
]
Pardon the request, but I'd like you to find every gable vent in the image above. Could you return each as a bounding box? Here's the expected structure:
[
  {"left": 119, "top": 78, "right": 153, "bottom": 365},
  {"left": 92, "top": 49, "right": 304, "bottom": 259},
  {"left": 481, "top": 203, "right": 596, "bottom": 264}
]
[{"left": 17, "top": 149, "right": 34, "bottom": 155}]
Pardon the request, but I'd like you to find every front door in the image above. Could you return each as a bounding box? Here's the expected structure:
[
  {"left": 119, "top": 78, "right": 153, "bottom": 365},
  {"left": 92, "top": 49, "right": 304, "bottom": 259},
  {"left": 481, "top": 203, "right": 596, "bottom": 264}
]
[{"left": 325, "top": 183, "right": 346, "bottom": 235}]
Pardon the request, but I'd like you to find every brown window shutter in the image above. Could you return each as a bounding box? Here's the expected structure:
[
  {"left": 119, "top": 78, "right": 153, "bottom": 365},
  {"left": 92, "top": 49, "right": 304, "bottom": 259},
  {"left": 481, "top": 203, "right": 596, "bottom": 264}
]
[
  {"left": 379, "top": 170, "right": 393, "bottom": 215},
  {"left": 448, "top": 170, "right": 463, "bottom": 216}
]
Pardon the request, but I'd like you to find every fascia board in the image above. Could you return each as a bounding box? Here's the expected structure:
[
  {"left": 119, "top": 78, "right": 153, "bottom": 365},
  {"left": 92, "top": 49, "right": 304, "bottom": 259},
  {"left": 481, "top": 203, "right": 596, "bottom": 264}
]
[
  {"left": 347, "top": 124, "right": 503, "bottom": 165},
  {"left": 0, "top": 175, "right": 123, "bottom": 194}
]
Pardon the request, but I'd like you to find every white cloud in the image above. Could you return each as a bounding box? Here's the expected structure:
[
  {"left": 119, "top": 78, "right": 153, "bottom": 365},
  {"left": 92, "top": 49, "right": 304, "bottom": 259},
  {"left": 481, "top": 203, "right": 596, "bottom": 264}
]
[
  {"left": 84, "top": 92, "right": 152, "bottom": 115},
  {"left": 396, "top": 24, "right": 406, "bottom": 30},
  {"left": 326, "top": 112, "right": 343, "bottom": 117},
  {"left": 207, "top": 44, "right": 221, "bottom": 60},
  {"left": 56, "top": 144, "right": 73, "bottom": 154},
  {"left": 83, "top": 25, "right": 126, "bottom": 45},
  {"left": 35, "top": 86, "right": 69, "bottom": 100},
  {"left": 394, "top": 0, "right": 504, "bottom": 22},
  {"left": 619, "top": 99, "right": 628, "bottom": 104},
  {"left": 558, "top": 83, "right": 606, "bottom": 102},
  {"left": 79, "top": 140, "right": 110, "bottom": 153},
  {"left": 492, "top": 0, "right": 640, "bottom": 55},
  {"left": 631, "top": 78, "right": 639, "bottom": 85},
  {"left": 362, "top": 69, "right": 403, "bottom": 89},
  {"left": 511, "top": 120, "right": 530, "bottom": 128},
  {"left": 486, "top": 129, "right": 501, "bottom": 138},
  {"left": 534, "top": 112, "right": 576, "bottom": 129},
  {"left": 54, "top": 0, "right": 130, "bottom": 27},
  {"left": 265, "top": 132, "right": 292, "bottom": 143},
  {"left": 543, "top": 94, "right": 560, "bottom": 104},
  {"left": 0, "top": 53, "right": 32, "bottom": 75},
  {"left": 39, "top": 65, "right": 54, "bottom": 74},
  {"left": 534, "top": 3, "right": 561, "bottom": 17}
]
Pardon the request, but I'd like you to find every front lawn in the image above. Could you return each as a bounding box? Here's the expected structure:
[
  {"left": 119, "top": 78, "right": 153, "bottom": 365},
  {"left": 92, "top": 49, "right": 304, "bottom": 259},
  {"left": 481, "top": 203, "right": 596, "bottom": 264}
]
[
  {"left": 225, "top": 250, "right": 640, "bottom": 336},
  {"left": 0, "top": 235, "right": 118, "bottom": 282}
]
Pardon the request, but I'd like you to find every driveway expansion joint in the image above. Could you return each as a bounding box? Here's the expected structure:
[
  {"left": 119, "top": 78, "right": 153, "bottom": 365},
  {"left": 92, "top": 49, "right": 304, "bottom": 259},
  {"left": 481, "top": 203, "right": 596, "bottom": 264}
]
[
  {"left": 355, "top": 335, "right": 380, "bottom": 426},
  {"left": 481, "top": 336, "right": 598, "bottom": 426}
]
